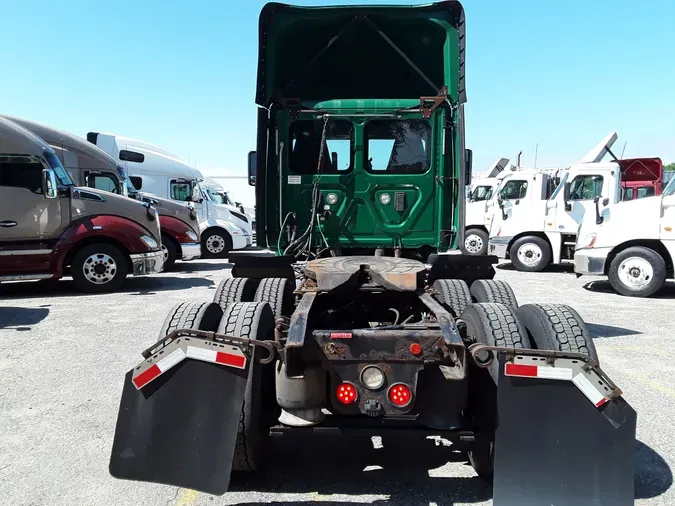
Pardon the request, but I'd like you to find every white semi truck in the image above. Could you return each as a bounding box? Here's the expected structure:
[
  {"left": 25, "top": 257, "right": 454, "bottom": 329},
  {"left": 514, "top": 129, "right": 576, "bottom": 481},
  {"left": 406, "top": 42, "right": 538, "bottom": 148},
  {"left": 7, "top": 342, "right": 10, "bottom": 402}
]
[
  {"left": 87, "top": 133, "right": 252, "bottom": 258},
  {"left": 488, "top": 132, "right": 663, "bottom": 271},
  {"left": 575, "top": 174, "right": 675, "bottom": 297}
]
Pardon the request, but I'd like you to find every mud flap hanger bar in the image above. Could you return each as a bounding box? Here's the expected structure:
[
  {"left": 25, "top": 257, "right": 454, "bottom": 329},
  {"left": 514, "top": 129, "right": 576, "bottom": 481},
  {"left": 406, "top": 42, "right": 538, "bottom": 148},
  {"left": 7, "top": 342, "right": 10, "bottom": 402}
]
[
  {"left": 468, "top": 343, "right": 623, "bottom": 408},
  {"left": 132, "top": 329, "right": 280, "bottom": 390}
]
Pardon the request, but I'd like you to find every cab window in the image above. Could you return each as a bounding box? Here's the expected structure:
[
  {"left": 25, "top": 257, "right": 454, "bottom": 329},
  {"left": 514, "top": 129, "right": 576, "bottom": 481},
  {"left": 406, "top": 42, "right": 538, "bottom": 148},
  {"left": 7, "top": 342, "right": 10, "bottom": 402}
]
[
  {"left": 500, "top": 180, "right": 528, "bottom": 200},
  {"left": 289, "top": 119, "right": 353, "bottom": 174},
  {"left": 637, "top": 186, "right": 654, "bottom": 199},
  {"left": 86, "top": 173, "right": 119, "bottom": 194},
  {"left": 569, "top": 175, "right": 603, "bottom": 200},
  {"left": 170, "top": 180, "right": 192, "bottom": 201},
  {"left": 0, "top": 156, "right": 44, "bottom": 193},
  {"left": 469, "top": 185, "right": 493, "bottom": 202},
  {"left": 365, "top": 120, "right": 431, "bottom": 174}
]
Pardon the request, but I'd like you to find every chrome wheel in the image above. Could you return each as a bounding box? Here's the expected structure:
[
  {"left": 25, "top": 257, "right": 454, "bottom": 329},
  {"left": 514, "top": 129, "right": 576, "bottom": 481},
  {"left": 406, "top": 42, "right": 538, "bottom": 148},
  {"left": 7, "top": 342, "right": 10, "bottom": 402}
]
[
  {"left": 82, "top": 253, "right": 117, "bottom": 285},
  {"left": 161, "top": 244, "right": 169, "bottom": 262},
  {"left": 516, "top": 243, "right": 543, "bottom": 268},
  {"left": 205, "top": 234, "right": 226, "bottom": 255},
  {"left": 617, "top": 257, "right": 653, "bottom": 290},
  {"left": 464, "top": 234, "right": 484, "bottom": 254}
]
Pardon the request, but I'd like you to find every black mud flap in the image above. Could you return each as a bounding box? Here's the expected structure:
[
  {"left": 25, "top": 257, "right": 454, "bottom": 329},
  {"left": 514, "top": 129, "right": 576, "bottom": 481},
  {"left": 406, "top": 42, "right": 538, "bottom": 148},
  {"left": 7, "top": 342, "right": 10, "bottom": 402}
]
[
  {"left": 492, "top": 353, "right": 637, "bottom": 506},
  {"left": 109, "top": 359, "right": 248, "bottom": 495}
]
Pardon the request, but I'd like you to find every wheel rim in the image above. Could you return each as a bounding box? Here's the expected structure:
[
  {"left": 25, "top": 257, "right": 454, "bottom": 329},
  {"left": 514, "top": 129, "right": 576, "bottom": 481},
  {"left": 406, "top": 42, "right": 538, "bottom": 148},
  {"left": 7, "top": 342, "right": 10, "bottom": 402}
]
[
  {"left": 517, "top": 243, "right": 543, "bottom": 267},
  {"left": 161, "top": 244, "right": 169, "bottom": 262},
  {"left": 206, "top": 234, "right": 226, "bottom": 254},
  {"left": 82, "top": 253, "right": 117, "bottom": 285},
  {"left": 617, "top": 257, "right": 653, "bottom": 289},
  {"left": 464, "top": 234, "right": 484, "bottom": 254}
]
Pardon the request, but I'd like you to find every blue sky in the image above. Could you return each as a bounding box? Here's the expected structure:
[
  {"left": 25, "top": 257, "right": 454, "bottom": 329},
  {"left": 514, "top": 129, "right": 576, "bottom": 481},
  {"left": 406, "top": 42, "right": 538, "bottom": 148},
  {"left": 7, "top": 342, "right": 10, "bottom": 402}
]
[{"left": 1, "top": 0, "right": 673, "bottom": 176}]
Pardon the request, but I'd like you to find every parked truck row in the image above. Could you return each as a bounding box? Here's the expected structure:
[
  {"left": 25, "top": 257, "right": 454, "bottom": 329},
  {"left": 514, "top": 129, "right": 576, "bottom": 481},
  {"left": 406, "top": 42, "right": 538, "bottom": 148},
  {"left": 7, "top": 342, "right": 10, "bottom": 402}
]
[{"left": 0, "top": 115, "right": 255, "bottom": 292}]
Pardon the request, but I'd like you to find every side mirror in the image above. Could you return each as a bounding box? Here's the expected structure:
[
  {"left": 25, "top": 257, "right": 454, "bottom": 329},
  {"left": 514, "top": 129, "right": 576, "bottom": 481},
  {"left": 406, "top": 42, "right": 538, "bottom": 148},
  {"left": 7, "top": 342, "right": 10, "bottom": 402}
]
[
  {"left": 464, "top": 148, "right": 473, "bottom": 183},
  {"left": 119, "top": 150, "right": 145, "bottom": 163},
  {"left": 248, "top": 151, "right": 257, "bottom": 186},
  {"left": 118, "top": 180, "right": 127, "bottom": 195},
  {"left": 593, "top": 195, "right": 604, "bottom": 225},
  {"left": 190, "top": 185, "right": 203, "bottom": 203},
  {"left": 563, "top": 182, "right": 572, "bottom": 211},
  {"left": 331, "top": 151, "right": 338, "bottom": 170},
  {"left": 42, "top": 169, "right": 58, "bottom": 199},
  {"left": 603, "top": 197, "right": 610, "bottom": 206}
]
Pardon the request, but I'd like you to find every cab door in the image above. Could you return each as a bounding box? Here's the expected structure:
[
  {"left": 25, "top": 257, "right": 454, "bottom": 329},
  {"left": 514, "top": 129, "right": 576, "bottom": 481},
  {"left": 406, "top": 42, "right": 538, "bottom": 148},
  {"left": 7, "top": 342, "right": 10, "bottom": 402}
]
[
  {"left": 0, "top": 157, "right": 62, "bottom": 241},
  {"left": 660, "top": 189, "right": 675, "bottom": 257},
  {"left": 554, "top": 173, "right": 606, "bottom": 234},
  {"left": 495, "top": 177, "right": 530, "bottom": 227}
]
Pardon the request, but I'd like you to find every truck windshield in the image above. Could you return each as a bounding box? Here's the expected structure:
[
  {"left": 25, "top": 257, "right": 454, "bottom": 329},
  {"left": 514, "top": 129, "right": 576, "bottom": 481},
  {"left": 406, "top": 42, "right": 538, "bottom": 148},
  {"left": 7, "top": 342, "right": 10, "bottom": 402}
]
[
  {"left": 206, "top": 189, "right": 231, "bottom": 205},
  {"left": 663, "top": 176, "right": 675, "bottom": 197},
  {"left": 44, "top": 151, "right": 73, "bottom": 186},
  {"left": 469, "top": 185, "right": 493, "bottom": 202},
  {"left": 118, "top": 167, "right": 137, "bottom": 195}
]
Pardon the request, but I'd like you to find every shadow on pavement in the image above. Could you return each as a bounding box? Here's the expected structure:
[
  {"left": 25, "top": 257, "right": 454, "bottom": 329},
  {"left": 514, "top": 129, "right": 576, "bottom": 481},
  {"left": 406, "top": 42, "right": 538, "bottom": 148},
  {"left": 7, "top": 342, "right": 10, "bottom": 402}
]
[
  {"left": 230, "top": 433, "right": 492, "bottom": 505},
  {"left": 175, "top": 262, "right": 232, "bottom": 273},
  {"left": 496, "top": 262, "right": 575, "bottom": 273},
  {"left": 0, "top": 275, "right": 214, "bottom": 299},
  {"left": 583, "top": 280, "right": 675, "bottom": 299},
  {"left": 636, "top": 439, "right": 673, "bottom": 499},
  {"left": 0, "top": 306, "right": 50, "bottom": 330},
  {"left": 231, "top": 436, "right": 671, "bottom": 504},
  {"left": 587, "top": 323, "right": 641, "bottom": 338}
]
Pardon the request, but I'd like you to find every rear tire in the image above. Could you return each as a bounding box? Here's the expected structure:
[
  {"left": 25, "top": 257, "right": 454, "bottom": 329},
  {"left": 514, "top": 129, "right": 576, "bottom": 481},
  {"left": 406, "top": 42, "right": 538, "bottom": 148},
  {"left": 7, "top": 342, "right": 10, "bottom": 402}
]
[
  {"left": 608, "top": 246, "right": 666, "bottom": 298},
  {"left": 432, "top": 279, "right": 471, "bottom": 317},
  {"left": 254, "top": 278, "right": 295, "bottom": 320},
  {"left": 160, "top": 235, "right": 178, "bottom": 272},
  {"left": 517, "top": 303, "right": 598, "bottom": 361},
  {"left": 71, "top": 243, "right": 128, "bottom": 293},
  {"left": 470, "top": 279, "right": 518, "bottom": 307},
  {"left": 510, "top": 236, "right": 551, "bottom": 272},
  {"left": 219, "top": 302, "right": 276, "bottom": 472},
  {"left": 462, "top": 228, "right": 488, "bottom": 256},
  {"left": 202, "top": 228, "right": 232, "bottom": 259},
  {"left": 158, "top": 301, "right": 223, "bottom": 339},
  {"left": 460, "top": 302, "right": 531, "bottom": 480},
  {"left": 213, "top": 277, "right": 257, "bottom": 308}
]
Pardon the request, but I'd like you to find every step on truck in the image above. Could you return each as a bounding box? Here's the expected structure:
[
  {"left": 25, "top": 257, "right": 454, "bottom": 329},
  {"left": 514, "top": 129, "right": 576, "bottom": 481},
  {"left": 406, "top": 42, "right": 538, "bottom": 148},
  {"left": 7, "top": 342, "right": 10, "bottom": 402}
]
[
  {"left": 575, "top": 173, "right": 675, "bottom": 297},
  {"left": 2, "top": 115, "right": 202, "bottom": 271},
  {"left": 109, "top": 3, "right": 637, "bottom": 504},
  {"left": 489, "top": 131, "right": 663, "bottom": 271},
  {"left": 87, "top": 132, "right": 253, "bottom": 258},
  {"left": 0, "top": 116, "right": 164, "bottom": 292}
]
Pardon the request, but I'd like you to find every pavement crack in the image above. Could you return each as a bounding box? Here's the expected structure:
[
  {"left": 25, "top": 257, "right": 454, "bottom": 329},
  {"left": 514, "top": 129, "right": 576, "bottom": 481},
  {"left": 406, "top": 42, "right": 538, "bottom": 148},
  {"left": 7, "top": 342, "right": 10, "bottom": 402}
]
[{"left": 166, "top": 487, "right": 181, "bottom": 506}]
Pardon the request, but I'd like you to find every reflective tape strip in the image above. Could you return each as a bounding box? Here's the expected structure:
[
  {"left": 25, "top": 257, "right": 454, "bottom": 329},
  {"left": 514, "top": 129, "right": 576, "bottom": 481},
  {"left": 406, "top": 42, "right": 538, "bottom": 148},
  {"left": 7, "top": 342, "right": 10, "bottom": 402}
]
[
  {"left": 132, "top": 339, "right": 248, "bottom": 390},
  {"left": 504, "top": 358, "right": 609, "bottom": 409},
  {"left": 331, "top": 332, "right": 352, "bottom": 339},
  {"left": 573, "top": 373, "right": 608, "bottom": 407},
  {"left": 504, "top": 363, "right": 573, "bottom": 380}
]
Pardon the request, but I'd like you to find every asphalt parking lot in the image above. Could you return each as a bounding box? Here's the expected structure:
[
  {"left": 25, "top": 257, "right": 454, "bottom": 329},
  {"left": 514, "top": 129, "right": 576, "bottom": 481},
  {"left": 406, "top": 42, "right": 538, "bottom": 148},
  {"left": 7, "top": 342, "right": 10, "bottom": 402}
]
[{"left": 1, "top": 258, "right": 673, "bottom": 506}]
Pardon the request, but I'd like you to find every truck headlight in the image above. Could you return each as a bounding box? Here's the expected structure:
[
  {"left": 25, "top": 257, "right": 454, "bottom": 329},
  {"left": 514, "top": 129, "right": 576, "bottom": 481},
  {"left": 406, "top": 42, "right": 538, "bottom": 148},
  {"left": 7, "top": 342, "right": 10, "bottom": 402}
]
[
  {"left": 186, "top": 231, "right": 198, "bottom": 242},
  {"left": 140, "top": 234, "right": 158, "bottom": 249},
  {"left": 579, "top": 233, "right": 597, "bottom": 249}
]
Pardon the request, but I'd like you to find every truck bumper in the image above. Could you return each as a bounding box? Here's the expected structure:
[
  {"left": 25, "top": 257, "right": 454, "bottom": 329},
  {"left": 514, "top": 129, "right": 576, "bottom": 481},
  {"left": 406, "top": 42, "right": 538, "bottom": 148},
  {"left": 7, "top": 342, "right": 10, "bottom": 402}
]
[
  {"left": 488, "top": 236, "right": 512, "bottom": 259},
  {"left": 574, "top": 247, "right": 611, "bottom": 275},
  {"left": 130, "top": 250, "right": 164, "bottom": 275},
  {"left": 179, "top": 243, "right": 201, "bottom": 261},
  {"left": 232, "top": 233, "right": 250, "bottom": 250}
]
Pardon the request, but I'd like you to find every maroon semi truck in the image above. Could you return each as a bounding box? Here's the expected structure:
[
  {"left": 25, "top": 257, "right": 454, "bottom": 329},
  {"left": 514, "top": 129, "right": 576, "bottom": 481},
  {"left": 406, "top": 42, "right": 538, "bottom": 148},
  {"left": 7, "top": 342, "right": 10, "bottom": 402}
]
[
  {"left": 0, "top": 116, "right": 164, "bottom": 292},
  {"left": 3, "top": 115, "right": 202, "bottom": 271}
]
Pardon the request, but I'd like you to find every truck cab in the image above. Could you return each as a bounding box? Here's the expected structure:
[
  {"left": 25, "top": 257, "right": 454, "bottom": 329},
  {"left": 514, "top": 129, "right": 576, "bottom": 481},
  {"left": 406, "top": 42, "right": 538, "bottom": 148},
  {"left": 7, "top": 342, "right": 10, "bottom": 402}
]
[
  {"left": 462, "top": 157, "right": 509, "bottom": 255},
  {"left": 2, "top": 116, "right": 202, "bottom": 271},
  {"left": 575, "top": 173, "right": 674, "bottom": 297},
  {"left": 489, "top": 131, "right": 662, "bottom": 271},
  {"left": 87, "top": 133, "right": 252, "bottom": 258},
  {"left": 0, "top": 116, "right": 163, "bottom": 292}
]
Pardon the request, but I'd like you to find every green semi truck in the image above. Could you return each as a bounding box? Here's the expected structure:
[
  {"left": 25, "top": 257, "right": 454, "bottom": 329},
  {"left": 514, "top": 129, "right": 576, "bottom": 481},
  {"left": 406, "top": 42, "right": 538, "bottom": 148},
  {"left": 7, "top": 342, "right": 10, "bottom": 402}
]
[{"left": 109, "top": 3, "right": 637, "bottom": 504}]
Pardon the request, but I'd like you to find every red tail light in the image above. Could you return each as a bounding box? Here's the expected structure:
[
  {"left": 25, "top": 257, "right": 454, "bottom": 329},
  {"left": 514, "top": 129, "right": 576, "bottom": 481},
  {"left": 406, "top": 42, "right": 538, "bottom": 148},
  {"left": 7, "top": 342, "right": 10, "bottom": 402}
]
[
  {"left": 336, "top": 382, "right": 358, "bottom": 404},
  {"left": 388, "top": 383, "right": 412, "bottom": 407}
]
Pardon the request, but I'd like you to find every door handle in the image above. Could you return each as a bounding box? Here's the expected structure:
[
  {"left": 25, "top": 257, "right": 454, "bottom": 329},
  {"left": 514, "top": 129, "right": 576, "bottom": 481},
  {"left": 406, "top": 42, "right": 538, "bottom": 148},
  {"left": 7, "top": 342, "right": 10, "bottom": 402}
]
[{"left": 0, "top": 221, "right": 17, "bottom": 228}]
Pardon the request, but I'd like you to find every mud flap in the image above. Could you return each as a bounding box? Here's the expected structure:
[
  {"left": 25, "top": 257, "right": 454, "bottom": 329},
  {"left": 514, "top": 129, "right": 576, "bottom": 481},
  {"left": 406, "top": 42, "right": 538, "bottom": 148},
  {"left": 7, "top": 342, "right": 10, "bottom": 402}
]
[
  {"left": 109, "top": 359, "right": 249, "bottom": 495},
  {"left": 492, "top": 352, "right": 637, "bottom": 506}
]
